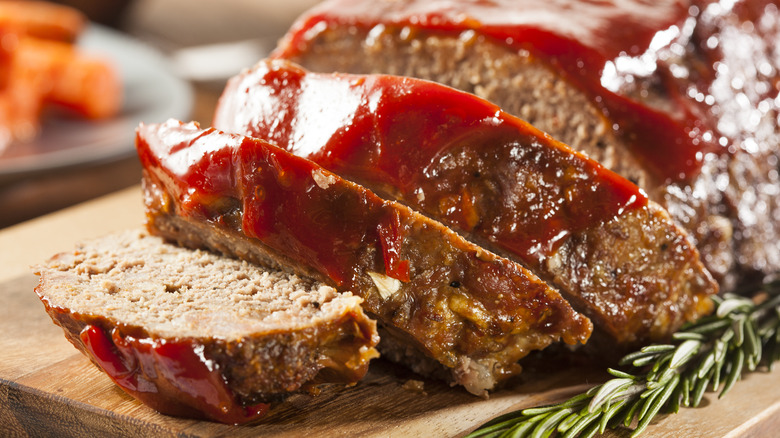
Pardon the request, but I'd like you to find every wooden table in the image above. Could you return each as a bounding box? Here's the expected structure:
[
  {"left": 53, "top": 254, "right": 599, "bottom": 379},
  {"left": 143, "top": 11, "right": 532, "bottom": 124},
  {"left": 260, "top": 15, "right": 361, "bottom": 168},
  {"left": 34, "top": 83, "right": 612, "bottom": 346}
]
[
  {"left": 1, "top": 187, "right": 780, "bottom": 437},
  {"left": 2, "top": 1, "right": 780, "bottom": 435}
]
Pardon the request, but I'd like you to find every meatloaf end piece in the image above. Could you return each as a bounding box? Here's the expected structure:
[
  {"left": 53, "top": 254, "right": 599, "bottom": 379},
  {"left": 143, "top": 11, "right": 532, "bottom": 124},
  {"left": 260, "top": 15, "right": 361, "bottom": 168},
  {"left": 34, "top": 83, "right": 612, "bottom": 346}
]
[
  {"left": 273, "top": 0, "right": 780, "bottom": 291},
  {"left": 34, "top": 229, "right": 379, "bottom": 424},
  {"left": 213, "top": 59, "right": 716, "bottom": 345},
  {"left": 137, "top": 119, "right": 593, "bottom": 396}
]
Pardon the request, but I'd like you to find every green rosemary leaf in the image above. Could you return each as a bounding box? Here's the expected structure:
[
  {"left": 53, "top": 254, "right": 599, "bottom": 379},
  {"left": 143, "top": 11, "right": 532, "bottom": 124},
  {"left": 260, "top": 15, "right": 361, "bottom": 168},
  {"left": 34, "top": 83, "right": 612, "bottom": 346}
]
[
  {"left": 631, "top": 355, "right": 660, "bottom": 368},
  {"left": 651, "top": 354, "right": 672, "bottom": 374},
  {"left": 716, "top": 296, "right": 752, "bottom": 318},
  {"left": 744, "top": 318, "right": 761, "bottom": 369},
  {"left": 691, "top": 374, "right": 710, "bottom": 408},
  {"left": 658, "top": 369, "right": 679, "bottom": 388},
  {"left": 764, "top": 335, "right": 777, "bottom": 357},
  {"left": 670, "top": 339, "right": 701, "bottom": 369},
  {"left": 636, "top": 386, "right": 662, "bottom": 421},
  {"left": 619, "top": 345, "right": 673, "bottom": 366},
  {"left": 638, "top": 384, "right": 663, "bottom": 401},
  {"left": 767, "top": 336, "right": 779, "bottom": 371},
  {"left": 561, "top": 413, "right": 600, "bottom": 438},
  {"left": 747, "top": 354, "right": 757, "bottom": 373},
  {"left": 632, "top": 374, "right": 680, "bottom": 437},
  {"left": 696, "top": 351, "right": 716, "bottom": 379},
  {"left": 685, "top": 318, "right": 731, "bottom": 335},
  {"left": 465, "top": 423, "right": 509, "bottom": 438},
  {"left": 598, "top": 399, "right": 627, "bottom": 433},
  {"left": 585, "top": 385, "right": 601, "bottom": 397},
  {"left": 719, "top": 348, "right": 745, "bottom": 398},
  {"left": 619, "top": 352, "right": 658, "bottom": 367},
  {"left": 557, "top": 411, "right": 581, "bottom": 433},
  {"left": 642, "top": 344, "right": 677, "bottom": 353},
  {"left": 559, "top": 393, "right": 592, "bottom": 410},
  {"left": 719, "top": 328, "right": 735, "bottom": 345},
  {"left": 669, "top": 380, "right": 684, "bottom": 414},
  {"left": 672, "top": 332, "right": 705, "bottom": 341},
  {"left": 481, "top": 408, "right": 531, "bottom": 427},
  {"left": 531, "top": 409, "right": 572, "bottom": 438},
  {"left": 732, "top": 315, "right": 746, "bottom": 346},
  {"left": 507, "top": 412, "right": 550, "bottom": 438},
  {"left": 580, "top": 421, "right": 601, "bottom": 438},
  {"left": 607, "top": 369, "right": 636, "bottom": 379},
  {"left": 466, "top": 276, "right": 780, "bottom": 438},
  {"left": 467, "top": 415, "right": 527, "bottom": 437},
  {"left": 711, "top": 345, "right": 726, "bottom": 391},
  {"left": 622, "top": 396, "right": 642, "bottom": 427},
  {"left": 522, "top": 405, "right": 566, "bottom": 416},
  {"left": 612, "top": 383, "right": 646, "bottom": 403},
  {"left": 758, "top": 315, "right": 780, "bottom": 339},
  {"left": 680, "top": 375, "right": 691, "bottom": 408},
  {"left": 588, "top": 378, "right": 633, "bottom": 413}
]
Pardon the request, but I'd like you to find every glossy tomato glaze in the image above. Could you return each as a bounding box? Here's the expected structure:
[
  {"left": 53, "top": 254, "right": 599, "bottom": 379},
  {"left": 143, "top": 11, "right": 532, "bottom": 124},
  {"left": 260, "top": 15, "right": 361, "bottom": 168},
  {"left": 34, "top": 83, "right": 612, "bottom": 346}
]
[
  {"left": 138, "top": 120, "right": 593, "bottom": 393},
  {"left": 137, "top": 120, "right": 589, "bottom": 336},
  {"left": 273, "top": 0, "right": 778, "bottom": 183},
  {"left": 214, "top": 60, "right": 647, "bottom": 266},
  {"left": 79, "top": 325, "right": 269, "bottom": 424},
  {"left": 32, "top": 294, "right": 271, "bottom": 427},
  {"left": 137, "top": 122, "right": 413, "bottom": 286}
]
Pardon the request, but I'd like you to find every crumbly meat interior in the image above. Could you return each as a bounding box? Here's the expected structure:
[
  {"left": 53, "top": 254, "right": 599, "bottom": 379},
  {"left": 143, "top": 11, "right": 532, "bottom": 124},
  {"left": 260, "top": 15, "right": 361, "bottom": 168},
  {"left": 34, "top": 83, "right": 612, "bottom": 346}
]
[{"left": 37, "top": 229, "right": 365, "bottom": 340}]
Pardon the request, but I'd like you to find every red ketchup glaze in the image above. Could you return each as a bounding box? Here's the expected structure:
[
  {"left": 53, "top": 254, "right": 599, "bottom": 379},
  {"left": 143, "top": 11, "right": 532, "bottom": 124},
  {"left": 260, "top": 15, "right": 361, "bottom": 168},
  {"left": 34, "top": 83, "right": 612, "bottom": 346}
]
[
  {"left": 79, "top": 324, "right": 269, "bottom": 424},
  {"left": 272, "top": 0, "right": 739, "bottom": 182},
  {"left": 137, "top": 120, "right": 412, "bottom": 285},
  {"left": 213, "top": 61, "right": 647, "bottom": 264}
]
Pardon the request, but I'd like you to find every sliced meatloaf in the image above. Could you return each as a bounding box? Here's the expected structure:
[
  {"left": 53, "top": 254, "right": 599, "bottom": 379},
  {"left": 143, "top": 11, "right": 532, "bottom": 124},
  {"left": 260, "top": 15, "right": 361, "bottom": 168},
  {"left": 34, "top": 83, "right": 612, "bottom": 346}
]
[
  {"left": 34, "top": 229, "right": 379, "bottom": 424},
  {"left": 213, "top": 59, "right": 716, "bottom": 345},
  {"left": 137, "top": 119, "right": 592, "bottom": 396},
  {"left": 273, "top": 0, "right": 780, "bottom": 290}
]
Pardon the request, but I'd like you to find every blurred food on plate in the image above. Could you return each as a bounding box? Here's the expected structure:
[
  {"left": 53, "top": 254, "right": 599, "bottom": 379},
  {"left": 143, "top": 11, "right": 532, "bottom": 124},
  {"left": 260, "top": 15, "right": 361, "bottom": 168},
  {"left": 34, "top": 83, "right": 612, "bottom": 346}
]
[{"left": 0, "top": 1, "right": 122, "bottom": 153}]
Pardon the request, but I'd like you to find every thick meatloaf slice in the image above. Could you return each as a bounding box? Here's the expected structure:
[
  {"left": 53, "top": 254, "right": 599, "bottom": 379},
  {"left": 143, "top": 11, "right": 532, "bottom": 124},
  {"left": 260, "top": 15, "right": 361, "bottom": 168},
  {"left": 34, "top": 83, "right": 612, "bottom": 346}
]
[
  {"left": 137, "top": 119, "right": 592, "bottom": 396},
  {"left": 273, "top": 0, "right": 780, "bottom": 290},
  {"left": 33, "top": 229, "right": 379, "bottom": 424},
  {"left": 213, "top": 59, "right": 716, "bottom": 345}
]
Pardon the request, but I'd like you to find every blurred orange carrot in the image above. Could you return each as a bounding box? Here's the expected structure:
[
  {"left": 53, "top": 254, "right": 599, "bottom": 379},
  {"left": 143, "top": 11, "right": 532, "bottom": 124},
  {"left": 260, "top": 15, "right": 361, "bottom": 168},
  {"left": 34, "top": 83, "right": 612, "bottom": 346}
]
[
  {"left": 12, "top": 36, "right": 122, "bottom": 120},
  {"left": 0, "top": 1, "right": 121, "bottom": 151},
  {"left": 0, "top": 1, "right": 85, "bottom": 42}
]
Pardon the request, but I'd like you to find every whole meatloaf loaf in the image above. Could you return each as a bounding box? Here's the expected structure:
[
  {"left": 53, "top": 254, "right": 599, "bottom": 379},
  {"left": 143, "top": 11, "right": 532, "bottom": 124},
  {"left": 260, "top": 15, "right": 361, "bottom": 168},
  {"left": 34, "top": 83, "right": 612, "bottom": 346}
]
[
  {"left": 274, "top": 0, "right": 780, "bottom": 290},
  {"left": 214, "top": 59, "right": 717, "bottom": 345},
  {"left": 34, "top": 229, "right": 379, "bottom": 424},
  {"left": 137, "top": 119, "right": 592, "bottom": 396}
]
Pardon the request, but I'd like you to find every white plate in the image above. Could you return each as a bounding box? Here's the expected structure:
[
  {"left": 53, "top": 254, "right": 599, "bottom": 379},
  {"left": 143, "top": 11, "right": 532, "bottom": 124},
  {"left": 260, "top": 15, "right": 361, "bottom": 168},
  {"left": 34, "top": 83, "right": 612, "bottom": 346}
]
[{"left": 0, "top": 25, "right": 193, "bottom": 183}]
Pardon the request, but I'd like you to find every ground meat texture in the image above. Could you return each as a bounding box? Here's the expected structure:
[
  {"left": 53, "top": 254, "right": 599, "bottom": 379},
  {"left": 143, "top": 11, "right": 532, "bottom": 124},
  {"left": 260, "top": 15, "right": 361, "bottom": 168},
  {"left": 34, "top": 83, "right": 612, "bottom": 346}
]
[
  {"left": 273, "top": 0, "right": 780, "bottom": 291},
  {"left": 137, "top": 120, "right": 592, "bottom": 396},
  {"left": 33, "top": 229, "right": 379, "bottom": 424},
  {"left": 213, "top": 59, "right": 716, "bottom": 345}
]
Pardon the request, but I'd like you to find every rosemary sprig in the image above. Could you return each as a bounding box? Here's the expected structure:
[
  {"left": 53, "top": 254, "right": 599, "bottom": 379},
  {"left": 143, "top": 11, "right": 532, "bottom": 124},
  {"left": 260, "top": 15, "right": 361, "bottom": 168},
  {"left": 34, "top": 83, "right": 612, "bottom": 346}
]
[{"left": 467, "top": 276, "right": 780, "bottom": 438}]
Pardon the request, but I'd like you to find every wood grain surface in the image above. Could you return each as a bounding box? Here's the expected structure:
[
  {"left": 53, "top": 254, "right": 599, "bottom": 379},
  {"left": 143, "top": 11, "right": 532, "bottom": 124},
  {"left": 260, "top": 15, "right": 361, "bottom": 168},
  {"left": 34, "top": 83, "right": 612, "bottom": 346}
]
[{"left": 1, "top": 187, "right": 780, "bottom": 437}]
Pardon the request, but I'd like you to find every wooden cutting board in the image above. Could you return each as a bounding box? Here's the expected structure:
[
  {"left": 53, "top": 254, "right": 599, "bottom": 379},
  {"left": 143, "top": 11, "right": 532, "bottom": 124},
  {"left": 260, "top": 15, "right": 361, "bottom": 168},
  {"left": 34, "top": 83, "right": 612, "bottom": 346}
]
[{"left": 2, "top": 186, "right": 780, "bottom": 437}]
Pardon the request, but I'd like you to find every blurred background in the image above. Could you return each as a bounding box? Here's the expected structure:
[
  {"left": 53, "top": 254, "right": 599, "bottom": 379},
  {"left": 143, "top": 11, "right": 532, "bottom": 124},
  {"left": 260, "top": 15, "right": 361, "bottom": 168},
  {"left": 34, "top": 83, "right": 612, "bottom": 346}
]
[{"left": 0, "top": 0, "right": 320, "bottom": 228}]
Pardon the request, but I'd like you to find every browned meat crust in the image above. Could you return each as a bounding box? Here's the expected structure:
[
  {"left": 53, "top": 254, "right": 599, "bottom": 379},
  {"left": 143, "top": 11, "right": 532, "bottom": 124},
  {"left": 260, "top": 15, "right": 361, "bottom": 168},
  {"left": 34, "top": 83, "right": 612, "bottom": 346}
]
[
  {"left": 213, "top": 59, "right": 716, "bottom": 344},
  {"left": 275, "top": 0, "right": 780, "bottom": 291},
  {"left": 137, "top": 120, "right": 592, "bottom": 396}
]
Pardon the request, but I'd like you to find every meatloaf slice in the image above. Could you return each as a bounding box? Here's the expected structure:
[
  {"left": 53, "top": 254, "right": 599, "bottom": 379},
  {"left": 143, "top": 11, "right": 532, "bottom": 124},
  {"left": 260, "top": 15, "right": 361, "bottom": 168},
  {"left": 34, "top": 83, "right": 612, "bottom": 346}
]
[
  {"left": 213, "top": 59, "right": 716, "bottom": 345},
  {"left": 33, "top": 229, "right": 379, "bottom": 424},
  {"left": 137, "top": 119, "right": 592, "bottom": 396},
  {"left": 273, "top": 0, "right": 780, "bottom": 290}
]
